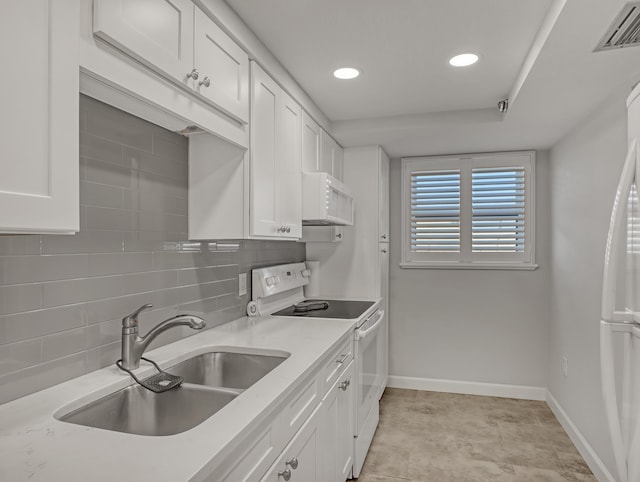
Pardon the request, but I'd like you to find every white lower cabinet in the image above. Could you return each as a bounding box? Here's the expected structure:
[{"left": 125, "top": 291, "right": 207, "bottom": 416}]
[
  {"left": 322, "top": 360, "right": 355, "bottom": 482},
  {"left": 207, "top": 334, "right": 355, "bottom": 482},
  {"left": 261, "top": 404, "right": 323, "bottom": 482}
]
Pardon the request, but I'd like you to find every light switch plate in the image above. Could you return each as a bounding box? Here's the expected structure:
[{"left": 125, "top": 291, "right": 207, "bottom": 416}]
[{"left": 238, "top": 273, "right": 247, "bottom": 296}]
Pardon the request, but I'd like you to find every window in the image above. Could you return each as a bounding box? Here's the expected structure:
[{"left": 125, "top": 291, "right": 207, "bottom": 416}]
[{"left": 401, "top": 151, "right": 536, "bottom": 269}]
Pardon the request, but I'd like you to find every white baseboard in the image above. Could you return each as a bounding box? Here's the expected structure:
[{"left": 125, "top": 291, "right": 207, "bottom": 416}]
[
  {"left": 546, "top": 391, "right": 615, "bottom": 482},
  {"left": 387, "top": 375, "right": 546, "bottom": 401}
]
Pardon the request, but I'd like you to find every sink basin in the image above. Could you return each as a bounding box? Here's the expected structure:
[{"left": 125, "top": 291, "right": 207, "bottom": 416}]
[
  {"left": 168, "top": 351, "right": 289, "bottom": 390},
  {"left": 58, "top": 384, "right": 236, "bottom": 436}
]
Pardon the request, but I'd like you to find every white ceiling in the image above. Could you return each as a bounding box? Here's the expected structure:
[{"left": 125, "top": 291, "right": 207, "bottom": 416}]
[{"left": 226, "top": 0, "right": 640, "bottom": 158}]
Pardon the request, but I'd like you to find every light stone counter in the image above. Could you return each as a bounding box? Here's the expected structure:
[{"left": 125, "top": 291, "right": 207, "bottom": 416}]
[{"left": 0, "top": 303, "right": 379, "bottom": 482}]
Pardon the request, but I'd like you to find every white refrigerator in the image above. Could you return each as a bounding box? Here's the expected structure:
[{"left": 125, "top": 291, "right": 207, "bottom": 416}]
[{"left": 601, "top": 81, "right": 640, "bottom": 482}]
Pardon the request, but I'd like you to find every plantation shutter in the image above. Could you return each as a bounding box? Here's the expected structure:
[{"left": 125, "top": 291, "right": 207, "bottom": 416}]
[
  {"left": 471, "top": 167, "right": 526, "bottom": 253},
  {"left": 410, "top": 170, "right": 461, "bottom": 253}
]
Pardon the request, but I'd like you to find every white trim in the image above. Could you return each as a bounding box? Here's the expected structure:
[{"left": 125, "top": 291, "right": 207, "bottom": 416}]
[
  {"left": 399, "top": 262, "right": 539, "bottom": 270},
  {"left": 387, "top": 375, "right": 546, "bottom": 401},
  {"left": 546, "top": 390, "right": 616, "bottom": 482}
]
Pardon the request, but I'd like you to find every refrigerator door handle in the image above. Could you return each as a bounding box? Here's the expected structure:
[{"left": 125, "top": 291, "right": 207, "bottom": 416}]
[{"left": 602, "top": 140, "right": 638, "bottom": 323}]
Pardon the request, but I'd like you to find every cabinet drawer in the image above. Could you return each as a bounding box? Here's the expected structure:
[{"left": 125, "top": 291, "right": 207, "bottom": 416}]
[{"left": 322, "top": 336, "right": 353, "bottom": 396}]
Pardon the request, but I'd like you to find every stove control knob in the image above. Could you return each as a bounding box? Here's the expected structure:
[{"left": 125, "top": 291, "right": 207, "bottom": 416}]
[{"left": 266, "top": 276, "right": 280, "bottom": 286}]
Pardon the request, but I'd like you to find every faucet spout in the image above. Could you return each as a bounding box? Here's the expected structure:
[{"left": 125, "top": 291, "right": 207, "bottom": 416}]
[{"left": 120, "top": 304, "right": 206, "bottom": 370}]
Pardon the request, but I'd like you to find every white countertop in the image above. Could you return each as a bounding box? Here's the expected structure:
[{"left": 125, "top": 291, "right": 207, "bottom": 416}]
[{"left": 0, "top": 302, "right": 379, "bottom": 482}]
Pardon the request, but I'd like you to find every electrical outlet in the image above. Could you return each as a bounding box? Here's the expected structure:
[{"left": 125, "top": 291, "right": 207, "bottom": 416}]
[
  {"left": 238, "top": 273, "right": 247, "bottom": 296},
  {"left": 562, "top": 357, "right": 568, "bottom": 378}
]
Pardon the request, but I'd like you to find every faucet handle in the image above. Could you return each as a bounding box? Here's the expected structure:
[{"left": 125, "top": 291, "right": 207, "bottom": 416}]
[{"left": 122, "top": 304, "right": 153, "bottom": 327}]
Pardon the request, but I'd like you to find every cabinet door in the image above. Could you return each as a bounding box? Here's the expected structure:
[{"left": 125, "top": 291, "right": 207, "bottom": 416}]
[
  {"left": 277, "top": 91, "right": 302, "bottom": 239},
  {"left": 193, "top": 8, "right": 249, "bottom": 123},
  {"left": 379, "top": 149, "right": 390, "bottom": 241},
  {"left": 0, "top": 0, "right": 79, "bottom": 234},
  {"left": 337, "top": 361, "right": 355, "bottom": 481},
  {"left": 262, "top": 404, "right": 323, "bottom": 482},
  {"left": 333, "top": 143, "right": 344, "bottom": 181},
  {"left": 322, "top": 360, "right": 355, "bottom": 482},
  {"left": 320, "top": 130, "right": 335, "bottom": 174},
  {"left": 302, "top": 112, "right": 321, "bottom": 173},
  {"left": 250, "top": 63, "right": 279, "bottom": 237},
  {"left": 93, "top": 0, "right": 194, "bottom": 86},
  {"left": 379, "top": 246, "right": 389, "bottom": 396}
]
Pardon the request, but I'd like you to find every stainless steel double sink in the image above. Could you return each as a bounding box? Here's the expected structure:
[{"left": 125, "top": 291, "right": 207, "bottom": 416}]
[{"left": 57, "top": 350, "right": 289, "bottom": 436}]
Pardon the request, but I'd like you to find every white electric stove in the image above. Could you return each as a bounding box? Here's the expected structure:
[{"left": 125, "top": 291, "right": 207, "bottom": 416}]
[{"left": 248, "top": 262, "right": 386, "bottom": 478}]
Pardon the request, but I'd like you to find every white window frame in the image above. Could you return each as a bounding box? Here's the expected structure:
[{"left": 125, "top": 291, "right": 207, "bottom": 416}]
[{"left": 401, "top": 151, "right": 537, "bottom": 270}]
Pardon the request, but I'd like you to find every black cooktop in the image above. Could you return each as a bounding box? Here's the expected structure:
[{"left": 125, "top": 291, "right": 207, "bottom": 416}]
[{"left": 271, "top": 299, "right": 375, "bottom": 319}]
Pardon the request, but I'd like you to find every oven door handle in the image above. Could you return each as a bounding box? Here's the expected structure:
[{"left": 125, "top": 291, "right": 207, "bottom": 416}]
[{"left": 356, "top": 310, "right": 384, "bottom": 341}]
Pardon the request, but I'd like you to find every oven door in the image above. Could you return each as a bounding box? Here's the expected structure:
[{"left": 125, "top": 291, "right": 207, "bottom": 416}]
[{"left": 355, "top": 309, "right": 385, "bottom": 433}]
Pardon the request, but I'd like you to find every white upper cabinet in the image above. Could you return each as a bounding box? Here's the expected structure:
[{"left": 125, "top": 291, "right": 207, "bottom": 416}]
[
  {"left": 320, "top": 130, "right": 344, "bottom": 180},
  {"left": 93, "top": 0, "right": 249, "bottom": 124},
  {"left": 250, "top": 62, "right": 301, "bottom": 239},
  {"left": 0, "top": 0, "right": 79, "bottom": 234},
  {"left": 302, "top": 112, "right": 343, "bottom": 180},
  {"left": 302, "top": 112, "right": 322, "bottom": 173},
  {"left": 193, "top": 8, "right": 249, "bottom": 123},
  {"left": 93, "top": 0, "right": 194, "bottom": 85}
]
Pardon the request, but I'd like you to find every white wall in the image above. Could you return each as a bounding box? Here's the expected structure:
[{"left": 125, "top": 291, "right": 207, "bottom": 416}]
[
  {"left": 547, "top": 83, "right": 634, "bottom": 477},
  {"left": 388, "top": 152, "right": 551, "bottom": 391}
]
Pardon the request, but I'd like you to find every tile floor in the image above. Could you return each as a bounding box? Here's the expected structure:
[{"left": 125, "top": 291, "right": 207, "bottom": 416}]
[{"left": 357, "top": 388, "right": 597, "bottom": 482}]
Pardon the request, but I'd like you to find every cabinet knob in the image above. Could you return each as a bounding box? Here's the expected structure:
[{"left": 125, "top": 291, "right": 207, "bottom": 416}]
[
  {"left": 278, "top": 468, "right": 292, "bottom": 481},
  {"left": 285, "top": 457, "right": 299, "bottom": 469},
  {"left": 286, "top": 226, "right": 291, "bottom": 233},
  {"left": 335, "top": 354, "right": 348, "bottom": 364},
  {"left": 336, "top": 233, "right": 342, "bottom": 239},
  {"left": 381, "top": 234, "right": 387, "bottom": 240},
  {"left": 277, "top": 226, "right": 284, "bottom": 233},
  {"left": 199, "top": 76, "right": 211, "bottom": 88},
  {"left": 186, "top": 68, "right": 200, "bottom": 80},
  {"left": 381, "top": 248, "right": 388, "bottom": 253},
  {"left": 340, "top": 379, "right": 350, "bottom": 391}
]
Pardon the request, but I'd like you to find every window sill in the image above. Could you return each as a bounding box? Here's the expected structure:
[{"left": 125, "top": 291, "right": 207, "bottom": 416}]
[{"left": 399, "top": 262, "right": 539, "bottom": 271}]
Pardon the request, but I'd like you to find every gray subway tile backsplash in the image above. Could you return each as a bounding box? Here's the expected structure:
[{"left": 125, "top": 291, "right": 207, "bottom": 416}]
[{"left": 0, "top": 95, "right": 305, "bottom": 404}]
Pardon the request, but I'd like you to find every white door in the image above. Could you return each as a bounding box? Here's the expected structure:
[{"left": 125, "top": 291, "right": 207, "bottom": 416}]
[
  {"left": 193, "top": 8, "right": 249, "bottom": 123},
  {"left": 250, "top": 63, "right": 278, "bottom": 237},
  {"left": 302, "top": 112, "right": 321, "bottom": 173},
  {"left": 0, "top": 0, "right": 79, "bottom": 234},
  {"left": 93, "top": 0, "right": 194, "bottom": 86},
  {"left": 379, "top": 246, "right": 390, "bottom": 397},
  {"left": 277, "top": 91, "right": 302, "bottom": 239}
]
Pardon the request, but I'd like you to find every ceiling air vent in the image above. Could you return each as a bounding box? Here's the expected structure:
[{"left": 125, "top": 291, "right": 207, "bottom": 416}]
[{"left": 595, "top": 2, "right": 640, "bottom": 51}]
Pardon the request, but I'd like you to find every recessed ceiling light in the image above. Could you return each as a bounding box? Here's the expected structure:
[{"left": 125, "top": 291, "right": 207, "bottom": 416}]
[
  {"left": 333, "top": 67, "right": 360, "bottom": 80},
  {"left": 449, "top": 53, "right": 479, "bottom": 67}
]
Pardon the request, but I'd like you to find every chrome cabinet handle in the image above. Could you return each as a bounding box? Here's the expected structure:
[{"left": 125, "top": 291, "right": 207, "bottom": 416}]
[
  {"left": 381, "top": 234, "right": 387, "bottom": 240},
  {"left": 278, "top": 468, "right": 291, "bottom": 480},
  {"left": 285, "top": 458, "right": 298, "bottom": 469},
  {"left": 381, "top": 248, "right": 388, "bottom": 253},
  {"left": 336, "top": 233, "right": 342, "bottom": 239},
  {"left": 286, "top": 226, "right": 291, "bottom": 233},
  {"left": 277, "top": 226, "right": 285, "bottom": 233},
  {"left": 199, "top": 76, "right": 211, "bottom": 87},
  {"left": 336, "top": 354, "right": 348, "bottom": 364},
  {"left": 186, "top": 68, "right": 199, "bottom": 80},
  {"left": 340, "top": 379, "right": 350, "bottom": 391}
]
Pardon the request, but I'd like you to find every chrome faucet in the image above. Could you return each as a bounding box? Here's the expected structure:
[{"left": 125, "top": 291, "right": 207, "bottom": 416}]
[{"left": 120, "top": 304, "right": 206, "bottom": 370}]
